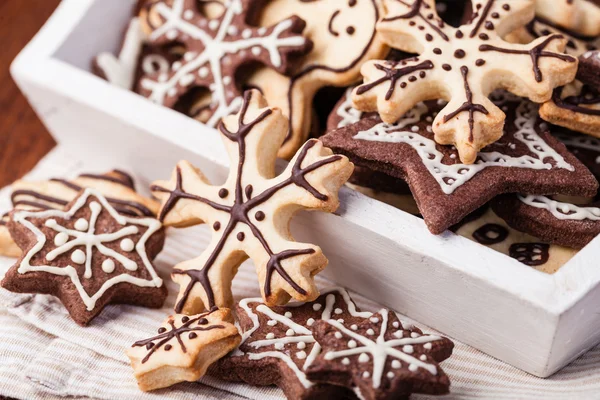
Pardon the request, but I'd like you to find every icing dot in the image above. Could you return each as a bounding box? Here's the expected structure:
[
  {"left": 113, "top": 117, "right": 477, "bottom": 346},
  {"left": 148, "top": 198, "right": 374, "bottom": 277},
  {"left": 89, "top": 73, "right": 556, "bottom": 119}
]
[
  {"left": 189, "top": 332, "right": 197, "bottom": 339},
  {"left": 165, "top": 344, "right": 172, "bottom": 351},
  {"left": 168, "top": 88, "right": 177, "bottom": 97},
  {"left": 242, "top": 29, "right": 252, "bottom": 39},
  {"left": 251, "top": 47, "right": 261, "bottom": 56},
  {"left": 158, "top": 73, "right": 168, "bottom": 82},
  {"left": 227, "top": 26, "right": 238, "bottom": 36},
  {"left": 424, "top": 343, "right": 432, "bottom": 350},
  {"left": 334, "top": 308, "right": 342, "bottom": 314},
  {"left": 284, "top": 311, "right": 293, "bottom": 318},
  {"left": 71, "top": 249, "right": 86, "bottom": 264},
  {"left": 387, "top": 372, "right": 394, "bottom": 379},
  {"left": 334, "top": 332, "right": 343, "bottom": 339},
  {"left": 307, "top": 318, "right": 315, "bottom": 326},
  {"left": 54, "top": 232, "right": 69, "bottom": 246},
  {"left": 411, "top": 332, "right": 420, "bottom": 338},
  {"left": 266, "top": 333, "right": 275, "bottom": 339},
  {"left": 363, "top": 371, "right": 370, "bottom": 378},
  {"left": 213, "top": 221, "right": 221, "bottom": 231},
  {"left": 342, "top": 357, "right": 350, "bottom": 365},
  {"left": 208, "top": 20, "right": 219, "bottom": 30},
  {"left": 420, "top": 355, "right": 427, "bottom": 361},
  {"left": 274, "top": 343, "right": 284, "bottom": 350},
  {"left": 409, "top": 364, "right": 418, "bottom": 372},
  {"left": 297, "top": 342, "right": 306, "bottom": 349},
  {"left": 411, "top": 126, "right": 419, "bottom": 132},
  {"left": 166, "top": 30, "right": 177, "bottom": 40},
  {"left": 158, "top": 327, "right": 166, "bottom": 333},
  {"left": 366, "top": 329, "right": 375, "bottom": 335},
  {"left": 120, "top": 238, "right": 135, "bottom": 252},
  {"left": 337, "top": 319, "right": 344, "bottom": 323},
  {"left": 394, "top": 331, "right": 404, "bottom": 338},
  {"left": 199, "top": 67, "right": 209, "bottom": 78},
  {"left": 74, "top": 218, "right": 88, "bottom": 231},
  {"left": 348, "top": 340, "right": 357, "bottom": 348},
  {"left": 403, "top": 345, "right": 414, "bottom": 354},
  {"left": 286, "top": 329, "right": 295, "bottom": 336},
  {"left": 324, "top": 352, "right": 334, "bottom": 360},
  {"left": 184, "top": 52, "right": 197, "bottom": 61},
  {"left": 392, "top": 360, "right": 401, "bottom": 369},
  {"left": 313, "top": 304, "right": 322, "bottom": 311},
  {"left": 172, "top": 61, "right": 182, "bottom": 71},
  {"left": 370, "top": 317, "right": 379, "bottom": 323},
  {"left": 237, "top": 232, "right": 245, "bottom": 241},
  {"left": 358, "top": 353, "right": 369, "bottom": 363},
  {"left": 183, "top": 10, "right": 194, "bottom": 20},
  {"left": 258, "top": 27, "right": 267, "bottom": 35},
  {"left": 454, "top": 49, "right": 466, "bottom": 58},
  {"left": 351, "top": 324, "right": 358, "bottom": 331},
  {"left": 102, "top": 259, "right": 115, "bottom": 273},
  {"left": 255, "top": 211, "right": 265, "bottom": 221},
  {"left": 182, "top": 316, "right": 189, "bottom": 323},
  {"left": 267, "top": 320, "right": 277, "bottom": 326},
  {"left": 296, "top": 351, "right": 307, "bottom": 359}
]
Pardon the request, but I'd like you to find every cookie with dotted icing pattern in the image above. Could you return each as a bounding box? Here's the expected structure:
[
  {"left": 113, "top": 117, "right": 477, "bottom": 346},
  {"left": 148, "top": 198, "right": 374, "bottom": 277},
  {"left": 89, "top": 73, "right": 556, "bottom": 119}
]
[
  {"left": 137, "top": 0, "right": 312, "bottom": 129},
  {"left": 127, "top": 307, "right": 240, "bottom": 391},
  {"left": 352, "top": 0, "right": 577, "bottom": 164},
  {"left": 306, "top": 308, "right": 454, "bottom": 399},
  {"left": 210, "top": 287, "right": 373, "bottom": 400},
  {"left": 534, "top": 0, "right": 600, "bottom": 37},
  {"left": 0, "top": 170, "right": 159, "bottom": 258},
  {"left": 150, "top": 90, "right": 353, "bottom": 314},
  {"left": 1, "top": 189, "right": 166, "bottom": 326},
  {"left": 242, "top": 0, "right": 389, "bottom": 159},
  {"left": 321, "top": 92, "right": 598, "bottom": 234}
]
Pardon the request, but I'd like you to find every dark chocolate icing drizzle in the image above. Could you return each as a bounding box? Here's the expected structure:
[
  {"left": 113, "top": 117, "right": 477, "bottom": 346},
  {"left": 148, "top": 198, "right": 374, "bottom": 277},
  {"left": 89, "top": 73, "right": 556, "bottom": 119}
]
[
  {"left": 355, "top": 59, "right": 434, "bottom": 100},
  {"left": 152, "top": 91, "right": 341, "bottom": 312},
  {"left": 509, "top": 243, "right": 550, "bottom": 266},
  {"left": 552, "top": 85, "right": 600, "bottom": 116},
  {"left": 472, "top": 223, "right": 508, "bottom": 245}
]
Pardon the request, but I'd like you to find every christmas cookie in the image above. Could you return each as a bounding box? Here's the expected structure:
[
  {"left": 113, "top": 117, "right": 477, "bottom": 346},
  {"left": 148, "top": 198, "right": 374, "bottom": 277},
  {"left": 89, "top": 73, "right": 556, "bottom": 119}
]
[
  {"left": 578, "top": 50, "right": 600, "bottom": 91},
  {"left": 1, "top": 189, "right": 166, "bottom": 326},
  {"left": 352, "top": 0, "right": 577, "bottom": 164},
  {"left": 211, "top": 287, "right": 374, "bottom": 399},
  {"left": 137, "top": 0, "right": 312, "bottom": 128},
  {"left": 453, "top": 206, "right": 577, "bottom": 274},
  {"left": 534, "top": 0, "right": 600, "bottom": 38},
  {"left": 128, "top": 307, "right": 240, "bottom": 391},
  {"left": 0, "top": 170, "right": 159, "bottom": 258},
  {"left": 244, "top": 0, "right": 389, "bottom": 159},
  {"left": 306, "top": 308, "right": 453, "bottom": 399},
  {"left": 150, "top": 90, "right": 353, "bottom": 314},
  {"left": 321, "top": 93, "right": 598, "bottom": 234}
]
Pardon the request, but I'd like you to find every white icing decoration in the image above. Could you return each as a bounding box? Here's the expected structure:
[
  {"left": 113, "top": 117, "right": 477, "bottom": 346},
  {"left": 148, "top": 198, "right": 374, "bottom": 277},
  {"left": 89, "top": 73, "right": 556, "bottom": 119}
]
[
  {"left": 409, "top": 364, "right": 418, "bottom": 372},
  {"left": 387, "top": 372, "right": 394, "bottom": 379},
  {"left": 74, "top": 218, "right": 88, "bottom": 231},
  {"left": 424, "top": 343, "right": 432, "bottom": 350},
  {"left": 351, "top": 324, "right": 358, "bottom": 331},
  {"left": 518, "top": 195, "right": 600, "bottom": 221},
  {"left": 235, "top": 288, "right": 372, "bottom": 388},
  {"left": 141, "top": 0, "right": 306, "bottom": 127},
  {"left": 336, "top": 87, "right": 364, "bottom": 128},
  {"left": 402, "top": 345, "right": 414, "bottom": 354},
  {"left": 266, "top": 333, "right": 275, "bottom": 339},
  {"left": 555, "top": 133, "right": 600, "bottom": 164},
  {"left": 411, "top": 332, "right": 420, "bottom": 338},
  {"left": 286, "top": 329, "right": 295, "bottom": 336},
  {"left": 120, "top": 238, "right": 135, "bottom": 252},
  {"left": 102, "top": 259, "right": 115, "bottom": 274},
  {"left": 337, "top": 319, "right": 344, "bottom": 323},
  {"left": 392, "top": 360, "right": 401, "bottom": 369},
  {"left": 370, "top": 317, "right": 379, "bottom": 323},
  {"left": 267, "top": 320, "right": 277, "bottom": 326},
  {"left": 348, "top": 340, "right": 357, "bottom": 348},
  {"left": 54, "top": 232, "right": 68, "bottom": 247},
  {"left": 366, "top": 329, "right": 375, "bottom": 336},
  {"left": 334, "top": 308, "right": 343, "bottom": 314},
  {"left": 335, "top": 332, "right": 343, "bottom": 339},
  {"left": 14, "top": 189, "right": 163, "bottom": 311},
  {"left": 322, "top": 309, "right": 442, "bottom": 389},
  {"left": 358, "top": 353, "right": 370, "bottom": 363},
  {"left": 312, "top": 303, "right": 322, "bottom": 311},
  {"left": 342, "top": 357, "right": 350, "bottom": 365},
  {"left": 71, "top": 249, "right": 86, "bottom": 265},
  {"left": 420, "top": 355, "right": 427, "bottom": 361},
  {"left": 297, "top": 351, "right": 307, "bottom": 360},
  {"left": 394, "top": 331, "right": 404, "bottom": 338},
  {"left": 363, "top": 371, "right": 370, "bottom": 378},
  {"left": 284, "top": 311, "right": 293, "bottom": 318},
  {"left": 353, "top": 100, "right": 574, "bottom": 194}
]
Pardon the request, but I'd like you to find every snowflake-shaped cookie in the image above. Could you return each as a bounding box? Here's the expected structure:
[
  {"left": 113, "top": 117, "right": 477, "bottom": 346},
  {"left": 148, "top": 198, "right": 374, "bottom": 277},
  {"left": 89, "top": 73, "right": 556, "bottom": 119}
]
[
  {"left": 138, "top": 0, "right": 311, "bottom": 127},
  {"left": 151, "top": 90, "right": 353, "bottom": 314},
  {"left": 306, "top": 308, "right": 454, "bottom": 399},
  {"left": 352, "top": 0, "right": 577, "bottom": 164},
  {"left": 128, "top": 307, "right": 240, "bottom": 391},
  {"left": 1, "top": 189, "right": 166, "bottom": 326}
]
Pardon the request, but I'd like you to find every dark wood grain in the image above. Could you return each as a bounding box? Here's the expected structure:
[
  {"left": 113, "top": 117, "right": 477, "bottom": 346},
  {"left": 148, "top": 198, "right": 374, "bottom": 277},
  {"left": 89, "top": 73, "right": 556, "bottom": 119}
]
[{"left": 0, "top": 0, "right": 61, "bottom": 188}]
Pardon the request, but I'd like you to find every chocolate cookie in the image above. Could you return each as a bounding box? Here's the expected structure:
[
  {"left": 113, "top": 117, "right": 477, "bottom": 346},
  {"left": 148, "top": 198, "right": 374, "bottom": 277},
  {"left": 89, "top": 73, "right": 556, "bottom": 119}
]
[
  {"left": 1, "top": 189, "right": 167, "bottom": 326},
  {"left": 578, "top": 50, "right": 600, "bottom": 91}
]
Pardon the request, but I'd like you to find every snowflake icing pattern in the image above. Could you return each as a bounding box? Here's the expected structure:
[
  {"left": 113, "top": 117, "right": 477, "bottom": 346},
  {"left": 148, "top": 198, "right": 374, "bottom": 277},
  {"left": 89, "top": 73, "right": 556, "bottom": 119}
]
[
  {"left": 353, "top": 0, "right": 577, "bottom": 164},
  {"left": 139, "top": 0, "right": 310, "bottom": 127}
]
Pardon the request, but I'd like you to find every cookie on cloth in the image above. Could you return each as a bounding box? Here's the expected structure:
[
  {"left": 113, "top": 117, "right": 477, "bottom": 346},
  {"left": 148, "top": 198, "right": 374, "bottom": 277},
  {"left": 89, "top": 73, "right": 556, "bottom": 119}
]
[
  {"left": 1, "top": 189, "right": 166, "bottom": 326},
  {"left": 321, "top": 93, "right": 598, "bottom": 234},
  {"left": 352, "top": 0, "right": 577, "bottom": 164},
  {"left": 137, "top": 0, "right": 312, "bottom": 129},
  {"left": 534, "top": 0, "right": 600, "bottom": 38},
  {"left": 128, "top": 307, "right": 240, "bottom": 391},
  {"left": 0, "top": 170, "right": 159, "bottom": 258},
  {"left": 306, "top": 308, "right": 453, "bottom": 400},
  {"left": 150, "top": 90, "right": 353, "bottom": 314},
  {"left": 243, "top": 0, "right": 389, "bottom": 159},
  {"left": 453, "top": 206, "right": 576, "bottom": 274},
  {"left": 211, "top": 287, "right": 374, "bottom": 399}
]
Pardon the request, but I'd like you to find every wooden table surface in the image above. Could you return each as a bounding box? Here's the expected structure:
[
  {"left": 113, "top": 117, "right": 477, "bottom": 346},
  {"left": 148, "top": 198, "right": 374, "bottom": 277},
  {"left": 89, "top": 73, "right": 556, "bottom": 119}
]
[{"left": 0, "top": 0, "right": 61, "bottom": 189}]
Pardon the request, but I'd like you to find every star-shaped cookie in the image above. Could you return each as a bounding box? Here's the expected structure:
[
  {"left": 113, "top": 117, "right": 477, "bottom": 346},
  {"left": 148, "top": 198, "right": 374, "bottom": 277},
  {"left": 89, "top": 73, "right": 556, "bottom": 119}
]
[
  {"left": 306, "top": 308, "right": 454, "bottom": 400},
  {"left": 127, "top": 307, "right": 241, "bottom": 391},
  {"left": 1, "top": 189, "right": 166, "bottom": 326},
  {"left": 321, "top": 93, "right": 598, "bottom": 234}
]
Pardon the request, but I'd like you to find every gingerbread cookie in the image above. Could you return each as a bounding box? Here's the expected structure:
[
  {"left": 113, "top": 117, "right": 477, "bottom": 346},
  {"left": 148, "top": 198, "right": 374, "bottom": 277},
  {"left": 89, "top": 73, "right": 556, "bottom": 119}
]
[
  {"left": 0, "top": 170, "right": 159, "bottom": 258},
  {"left": 1, "top": 189, "right": 166, "bottom": 326},
  {"left": 453, "top": 206, "right": 577, "bottom": 274},
  {"left": 151, "top": 90, "right": 353, "bottom": 314},
  {"left": 211, "top": 287, "right": 373, "bottom": 399},
  {"left": 352, "top": 0, "right": 577, "bottom": 164},
  {"left": 128, "top": 307, "right": 240, "bottom": 391},
  {"left": 244, "top": 0, "right": 389, "bottom": 159},
  {"left": 555, "top": 130, "right": 600, "bottom": 179},
  {"left": 534, "top": 0, "right": 600, "bottom": 38},
  {"left": 577, "top": 50, "right": 600, "bottom": 91},
  {"left": 306, "top": 308, "right": 453, "bottom": 399},
  {"left": 137, "top": 0, "right": 312, "bottom": 128},
  {"left": 321, "top": 93, "right": 598, "bottom": 234}
]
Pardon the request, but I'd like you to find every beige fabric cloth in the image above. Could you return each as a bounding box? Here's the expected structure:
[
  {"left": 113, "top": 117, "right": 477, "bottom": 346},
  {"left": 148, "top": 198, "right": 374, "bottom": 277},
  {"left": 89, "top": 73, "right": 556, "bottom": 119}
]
[{"left": 1, "top": 147, "right": 600, "bottom": 400}]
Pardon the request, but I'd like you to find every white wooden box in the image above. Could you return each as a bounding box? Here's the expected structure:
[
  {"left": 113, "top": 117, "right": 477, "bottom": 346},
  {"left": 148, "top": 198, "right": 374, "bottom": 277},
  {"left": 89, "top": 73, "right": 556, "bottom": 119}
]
[{"left": 10, "top": 0, "right": 600, "bottom": 378}]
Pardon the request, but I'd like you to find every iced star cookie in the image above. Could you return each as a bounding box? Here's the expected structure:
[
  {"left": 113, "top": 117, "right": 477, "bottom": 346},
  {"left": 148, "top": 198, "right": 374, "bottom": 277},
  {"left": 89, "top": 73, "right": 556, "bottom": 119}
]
[
  {"left": 211, "top": 287, "right": 374, "bottom": 399},
  {"left": 306, "top": 308, "right": 454, "bottom": 400},
  {"left": 321, "top": 93, "right": 598, "bottom": 234},
  {"left": 352, "top": 0, "right": 577, "bottom": 164},
  {"left": 128, "top": 307, "right": 240, "bottom": 391},
  {"left": 1, "top": 189, "right": 166, "bottom": 326},
  {"left": 0, "top": 170, "right": 159, "bottom": 258},
  {"left": 150, "top": 90, "right": 353, "bottom": 314},
  {"left": 244, "top": 0, "right": 389, "bottom": 159},
  {"left": 137, "top": 0, "right": 312, "bottom": 128}
]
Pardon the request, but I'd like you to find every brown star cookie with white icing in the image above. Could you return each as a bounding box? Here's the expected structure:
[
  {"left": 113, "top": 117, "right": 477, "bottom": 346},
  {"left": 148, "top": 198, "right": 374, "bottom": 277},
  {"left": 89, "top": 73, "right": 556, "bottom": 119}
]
[
  {"left": 1, "top": 189, "right": 166, "bottom": 326},
  {"left": 352, "top": 0, "right": 577, "bottom": 164},
  {"left": 0, "top": 170, "right": 159, "bottom": 258},
  {"left": 211, "top": 287, "right": 373, "bottom": 399},
  {"left": 321, "top": 93, "right": 598, "bottom": 234},
  {"left": 534, "top": 0, "right": 600, "bottom": 38},
  {"left": 306, "top": 308, "right": 454, "bottom": 399},
  {"left": 127, "top": 307, "right": 240, "bottom": 391},
  {"left": 243, "top": 0, "right": 389, "bottom": 159},
  {"left": 137, "top": 0, "right": 312, "bottom": 129},
  {"left": 150, "top": 90, "right": 353, "bottom": 314}
]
